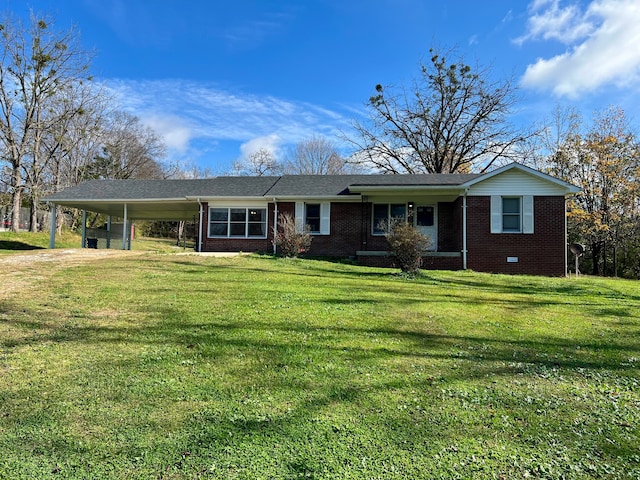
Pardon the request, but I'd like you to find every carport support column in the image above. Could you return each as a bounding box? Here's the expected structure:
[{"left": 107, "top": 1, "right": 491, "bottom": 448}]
[
  {"left": 81, "top": 210, "right": 87, "bottom": 248},
  {"left": 106, "top": 216, "right": 111, "bottom": 249},
  {"left": 48, "top": 203, "right": 57, "bottom": 249},
  {"left": 121, "top": 204, "right": 128, "bottom": 250}
]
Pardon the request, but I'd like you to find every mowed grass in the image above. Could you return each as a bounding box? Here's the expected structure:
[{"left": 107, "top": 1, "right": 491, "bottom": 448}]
[{"left": 0, "top": 249, "right": 638, "bottom": 479}]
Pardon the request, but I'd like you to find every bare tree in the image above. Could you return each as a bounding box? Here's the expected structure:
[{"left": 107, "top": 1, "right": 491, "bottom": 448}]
[
  {"left": 84, "top": 111, "right": 166, "bottom": 180},
  {"left": 347, "top": 47, "right": 526, "bottom": 174},
  {"left": 282, "top": 135, "right": 350, "bottom": 174},
  {"left": 230, "top": 148, "right": 281, "bottom": 176},
  {"left": 0, "top": 13, "right": 91, "bottom": 232}
]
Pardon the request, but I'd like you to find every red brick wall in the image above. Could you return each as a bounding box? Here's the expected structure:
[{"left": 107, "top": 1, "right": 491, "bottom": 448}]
[
  {"left": 438, "top": 199, "right": 462, "bottom": 252},
  {"left": 466, "top": 196, "right": 567, "bottom": 276},
  {"left": 305, "top": 202, "right": 363, "bottom": 257},
  {"left": 200, "top": 201, "right": 275, "bottom": 253}
]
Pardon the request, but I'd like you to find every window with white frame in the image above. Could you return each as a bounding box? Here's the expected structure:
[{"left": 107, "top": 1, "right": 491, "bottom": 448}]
[
  {"left": 490, "top": 195, "right": 534, "bottom": 234},
  {"left": 305, "top": 203, "right": 321, "bottom": 233},
  {"left": 372, "top": 203, "right": 406, "bottom": 235},
  {"left": 502, "top": 197, "right": 521, "bottom": 232},
  {"left": 209, "top": 207, "right": 267, "bottom": 238},
  {"left": 294, "top": 202, "right": 330, "bottom": 235}
]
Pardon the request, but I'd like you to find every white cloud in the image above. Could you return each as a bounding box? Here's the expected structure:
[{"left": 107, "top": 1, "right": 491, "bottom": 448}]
[
  {"left": 519, "top": 0, "right": 640, "bottom": 97},
  {"left": 515, "top": 0, "right": 595, "bottom": 45},
  {"left": 142, "top": 115, "right": 193, "bottom": 153},
  {"left": 103, "top": 79, "right": 352, "bottom": 167},
  {"left": 239, "top": 134, "right": 283, "bottom": 160}
]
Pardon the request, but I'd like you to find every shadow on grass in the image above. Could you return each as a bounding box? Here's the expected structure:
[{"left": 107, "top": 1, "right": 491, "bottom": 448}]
[
  {"left": 0, "top": 240, "right": 44, "bottom": 251},
  {"left": 2, "top": 292, "right": 639, "bottom": 477}
]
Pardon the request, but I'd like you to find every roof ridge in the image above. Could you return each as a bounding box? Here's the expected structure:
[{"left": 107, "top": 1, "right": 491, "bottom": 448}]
[{"left": 262, "top": 176, "right": 283, "bottom": 196}]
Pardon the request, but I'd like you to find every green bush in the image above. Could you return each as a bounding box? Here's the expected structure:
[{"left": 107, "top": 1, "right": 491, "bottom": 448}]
[{"left": 385, "top": 220, "right": 431, "bottom": 275}]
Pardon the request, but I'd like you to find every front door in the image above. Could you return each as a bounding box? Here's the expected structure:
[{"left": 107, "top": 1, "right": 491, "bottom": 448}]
[{"left": 415, "top": 205, "right": 437, "bottom": 250}]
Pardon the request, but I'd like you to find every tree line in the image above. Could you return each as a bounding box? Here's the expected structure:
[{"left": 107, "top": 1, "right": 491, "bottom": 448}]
[{"left": 1, "top": 14, "right": 638, "bottom": 277}]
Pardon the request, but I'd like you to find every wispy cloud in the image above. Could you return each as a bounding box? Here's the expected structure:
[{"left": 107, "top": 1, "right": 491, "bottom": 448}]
[
  {"left": 515, "top": 0, "right": 595, "bottom": 45},
  {"left": 104, "top": 79, "right": 353, "bottom": 168},
  {"left": 518, "top": 0, "right": 640, "bottom": 98}
]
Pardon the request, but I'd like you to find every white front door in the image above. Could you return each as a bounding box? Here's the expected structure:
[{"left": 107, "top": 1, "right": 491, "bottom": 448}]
[{"left": 415, "top": 205, "right": 437, "bottom": 251}]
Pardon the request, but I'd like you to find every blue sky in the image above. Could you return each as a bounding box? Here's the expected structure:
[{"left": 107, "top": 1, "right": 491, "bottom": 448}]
[{"left": 3, "top": 0, "right": 640, "bottom": 173}]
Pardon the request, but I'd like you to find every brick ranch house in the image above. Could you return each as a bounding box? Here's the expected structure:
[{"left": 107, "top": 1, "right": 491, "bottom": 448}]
[{"left": 44, "top": 163, "right": 580, "bottom": 276}]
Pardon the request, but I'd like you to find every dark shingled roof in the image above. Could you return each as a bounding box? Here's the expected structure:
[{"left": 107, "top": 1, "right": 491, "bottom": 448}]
[
  {"left": 44, "top": 177, "right": 282, "bottom": 201},
  {"left": 44, "top": 174, "right": 481, "bottom": 201}
]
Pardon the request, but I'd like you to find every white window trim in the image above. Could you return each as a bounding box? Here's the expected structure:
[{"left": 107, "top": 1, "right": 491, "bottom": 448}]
[
  {"left": 208, "top": 206, "right": 268, "bottom": 239},
  {"left": 295, "top": 201, "right": 330, "bottom": 235},
  {"left": 490, "top": 195, "right": 534, "bottom": 234}
]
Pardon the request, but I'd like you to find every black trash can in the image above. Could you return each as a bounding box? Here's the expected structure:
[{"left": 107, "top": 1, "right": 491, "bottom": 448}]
[{"left": 86, "top": 238, "right": 98, "bottom": 249}]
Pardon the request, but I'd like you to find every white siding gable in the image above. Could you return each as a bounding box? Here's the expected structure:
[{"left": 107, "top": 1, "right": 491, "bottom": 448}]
[{"left": 468, "top": 169, "right": 568, "bottom": 196}]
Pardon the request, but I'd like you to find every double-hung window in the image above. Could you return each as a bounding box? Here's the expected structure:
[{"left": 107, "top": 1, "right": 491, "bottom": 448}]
[
  {"left": 294, "top": 202, "right": 330, "bottom": 235},
  {"left": 372, "top": 203, "right": 406, "bottom": 235},
  {"left": 490, "top": 196, "right": 534, "bottom": 234},
  {"left": 209, "top": 207, "right": 267, "bottom": 238},
  {"left": 502, "top": 197, "right": 521, "bottom": 232},
  {"left": 305, "top": 204, "right": 321, "bottom": 233}
]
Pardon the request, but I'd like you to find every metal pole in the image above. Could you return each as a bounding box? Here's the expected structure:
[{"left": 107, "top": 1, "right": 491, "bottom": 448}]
[
  {"left": 121, "top": 204, "right": 128, "bottom": 250},
  {"left": 106, "top": 216, "right": 111, "bottom": 249},
  {"left": 48, "top": 203, "right": 56, "bottom": 249},
  {"left": 81, "top": 210, "right": 87, "bottom": 248}
]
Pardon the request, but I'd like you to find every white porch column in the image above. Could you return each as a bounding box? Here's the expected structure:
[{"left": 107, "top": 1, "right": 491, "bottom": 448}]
[
  {"left": 462, "top": 192, "right": 468, "bottom": 270},
  {"left": 106, "top": 216, "right": 112, "bottom": 249},
  {"left": 121, "top": 203, "right": 128, "bottom": 250},
  {"left": 81, "top": 210, "right": 87, "bottom": 248},
  {"left": 48, "top": 203, "right": 57, "bottom": 249}
]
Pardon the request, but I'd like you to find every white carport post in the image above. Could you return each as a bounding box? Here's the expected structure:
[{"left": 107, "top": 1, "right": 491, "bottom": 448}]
[
  {"left": 81, "top": 210, "right": 87, "bottom": 248},
  {"left": 121, "top": 203, "right": 128, "bottom": 250},
  {"left": 106, "top": 216, "right": 112, "bottom": 249},
  {"left": 48, "top": 203, "right": 57, "bottom": 249}
]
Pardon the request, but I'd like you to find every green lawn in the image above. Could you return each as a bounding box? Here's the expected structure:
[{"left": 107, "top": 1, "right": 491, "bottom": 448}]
[{"left": 0, "top": 245, "right": 638, "bottom": 478}]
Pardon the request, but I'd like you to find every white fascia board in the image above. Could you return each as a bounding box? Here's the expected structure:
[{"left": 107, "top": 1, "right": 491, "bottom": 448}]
[
  {"left": 462, "top": 162, "right": 581, "bottom": 193},
  {"left": 268, "top": 195, "right": 359, "bottom": 202},
  {"left": 49, "top": 197, "right": 190, "bottom": 203},
  {"left": 348, "top": 185, "right": 466, "bottom": 194},
  {"left": 185, "top": 196, "right": 266, "bottom": 201}
]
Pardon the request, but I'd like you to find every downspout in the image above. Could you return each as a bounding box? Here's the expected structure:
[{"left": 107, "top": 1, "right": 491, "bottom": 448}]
[
  {"left": 272, "top": 198, "right": 278, "bottom": 255},
  {"left": 462, "top": 190, "right": 468, "bottom": 270},
  {"left": 197, "top": 199, "right": 203, "bottom": 253}
]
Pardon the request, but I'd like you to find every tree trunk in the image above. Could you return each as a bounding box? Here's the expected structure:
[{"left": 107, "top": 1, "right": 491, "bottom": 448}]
[
  {"left": 591, "top": 241, "right": 601, "bottom": 276},
  {"left": 10, "top": 167, "right": 21, "bottom": 233},
  {"left": 29, "top": 198, "right": 39, "bottom": 232}
]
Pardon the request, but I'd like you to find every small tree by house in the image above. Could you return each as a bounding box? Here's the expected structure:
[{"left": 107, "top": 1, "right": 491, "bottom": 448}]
[
  {"left": 274, "top": 213, "right": 312, "bottom": 258},
  {"left": 385, "top": 220, "right": 431, "bottom": 275}
]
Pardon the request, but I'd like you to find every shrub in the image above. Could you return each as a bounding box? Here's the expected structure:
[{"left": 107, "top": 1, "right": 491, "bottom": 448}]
[
  {"left": 274, "top": 213, "right": 312, "bottom": 258},
  {"left": 385, "top": 220, "right": 431, "bottom": 275}
]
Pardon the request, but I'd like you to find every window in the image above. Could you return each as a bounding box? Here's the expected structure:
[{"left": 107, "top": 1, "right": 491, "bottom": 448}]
[
  {"left": 416, "top": 206, "right": 434, "bottom": 227},
  {"left": 372, "top": 203, "right": 406, "bottom": 235},
  {"left": 305, "top": 203, "right": 321, "bottom": 233},
  {"left": 295, "top": 202, "right": 330, "bottom": 235},
  {"left": 490, "top": 196, "right": 534, "bottom": 234},
  {"left": 209, "top": 207, "right": 267, "bottom": 238},
  {"left": 502, "top": 197, "right": 521, "bottom": 232}
]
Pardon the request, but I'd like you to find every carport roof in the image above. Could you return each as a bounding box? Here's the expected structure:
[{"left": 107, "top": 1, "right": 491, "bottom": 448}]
[{"left": 42, "top": 163, "right": 579, "bottom": 221}]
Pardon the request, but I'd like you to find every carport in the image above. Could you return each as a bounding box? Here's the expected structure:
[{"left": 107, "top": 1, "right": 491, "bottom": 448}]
[{"left": 42, "top": 179, "right": 216, "bottom": 251}]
